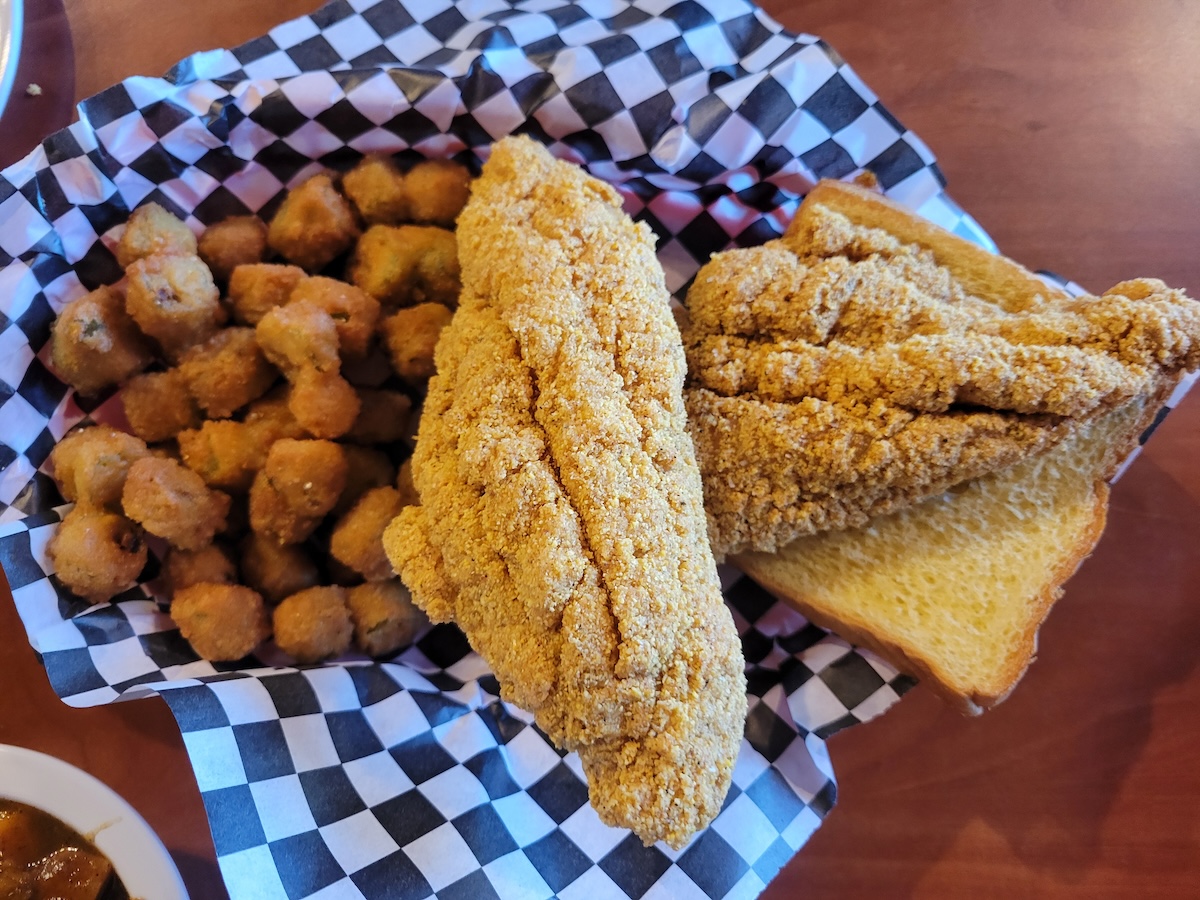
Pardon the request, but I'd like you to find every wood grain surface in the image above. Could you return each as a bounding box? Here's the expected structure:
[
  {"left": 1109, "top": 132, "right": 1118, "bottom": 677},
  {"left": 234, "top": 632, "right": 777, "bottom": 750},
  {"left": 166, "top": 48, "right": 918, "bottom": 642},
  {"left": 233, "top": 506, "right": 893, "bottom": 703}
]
[{"left": 1, "top": 1, "right": 1197, "bottom": 898}]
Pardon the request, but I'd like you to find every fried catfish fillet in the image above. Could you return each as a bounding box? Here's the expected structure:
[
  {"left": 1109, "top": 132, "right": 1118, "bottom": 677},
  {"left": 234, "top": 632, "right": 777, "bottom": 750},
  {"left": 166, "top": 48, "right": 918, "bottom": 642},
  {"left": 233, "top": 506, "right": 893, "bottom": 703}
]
[
  {"left": 383, "top": 137, "right": 747, "bottom": 849},
  {"left": 685, "top": 179, "right": 1200, "bottom": 560}
]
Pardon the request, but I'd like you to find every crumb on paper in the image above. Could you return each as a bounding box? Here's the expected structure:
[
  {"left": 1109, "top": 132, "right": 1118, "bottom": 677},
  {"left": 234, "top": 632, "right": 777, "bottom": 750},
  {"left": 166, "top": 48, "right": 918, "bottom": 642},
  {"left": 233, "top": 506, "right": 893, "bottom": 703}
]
[{"left": 26, "top": 83, "right": 42, "bottom": 97}]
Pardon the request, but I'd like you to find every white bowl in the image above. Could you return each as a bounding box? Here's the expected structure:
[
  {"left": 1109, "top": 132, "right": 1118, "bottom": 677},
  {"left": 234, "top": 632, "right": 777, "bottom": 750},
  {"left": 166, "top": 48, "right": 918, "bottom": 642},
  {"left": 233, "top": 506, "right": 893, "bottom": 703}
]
[{"left": 0, "top": 744, "right": 189, "bottom": 900}]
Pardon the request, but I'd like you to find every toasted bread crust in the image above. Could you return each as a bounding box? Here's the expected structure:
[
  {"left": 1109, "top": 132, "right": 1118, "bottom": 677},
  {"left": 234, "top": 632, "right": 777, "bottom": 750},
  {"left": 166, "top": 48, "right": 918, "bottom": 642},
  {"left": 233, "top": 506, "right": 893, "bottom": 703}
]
[
  {"left": 732, "top": 386, "right": 1169, "bottom": 714},
  {"left": 790, "top": 179, "right": 1069, "bottom": 312},
  {"left": 697, "top": 181, "right": 1196, "bottom": 714},
  {"left": 735, "top": 481, "right": 1109, "bottom": 715}
]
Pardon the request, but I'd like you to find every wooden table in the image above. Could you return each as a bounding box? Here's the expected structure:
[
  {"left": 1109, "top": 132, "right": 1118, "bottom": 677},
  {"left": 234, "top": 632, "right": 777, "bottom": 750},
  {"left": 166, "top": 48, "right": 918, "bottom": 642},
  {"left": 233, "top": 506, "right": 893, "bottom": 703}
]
[{"left": 2, "top": 1, "right": 1198, "bottom": 897}]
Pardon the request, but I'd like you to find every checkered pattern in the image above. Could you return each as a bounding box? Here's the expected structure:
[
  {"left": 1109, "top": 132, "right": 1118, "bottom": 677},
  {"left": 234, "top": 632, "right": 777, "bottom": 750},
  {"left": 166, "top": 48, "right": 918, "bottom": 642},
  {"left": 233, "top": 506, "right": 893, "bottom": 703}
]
[
  {"left": 0, "top": 1, "right": 1189, "bottom": 899},
  {"left": 3, "top": 503, "right": 911, "bottom": 899},
  {"left": 149, "top": 601, "right": 907, "bottom": 900}
]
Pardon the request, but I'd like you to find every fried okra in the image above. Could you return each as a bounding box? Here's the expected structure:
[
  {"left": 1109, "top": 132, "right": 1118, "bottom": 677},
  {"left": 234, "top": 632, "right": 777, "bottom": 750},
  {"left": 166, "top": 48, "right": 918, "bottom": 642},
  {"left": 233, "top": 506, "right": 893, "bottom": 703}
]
[
  {"left": 341, "top": 155, "right": 408, "bottom": 226},
  {"left": 122, "top": 456, "right": 231, "bottom": 550},
  {"left": 288, "top": 369, "right": 361, "bottom": 440},
  {"left": 238, "top": 533, "right": 320, "bottom": 604},
  {"left": 124, "top": 253, "right": 222, "bottom": 359},
  {"left": 290, "top": 276, "right": 381, "bottom": 359},
  {"left": 121, "top": 368, "right": 203, "bottom": 442},
  {"left": 381, "top": 302, "right": 453, "bottom": 383},
  {"left": 165, "top": 543, "right": 237, "bottom": 593},
  {"left": 50, "top": 285, "right": 153, "bottom": 395},
  {"left": 254, "top": 303, "right": 360, "bottom": 439},
  {"left": 405, "top": 158, "right": 472, "bottom": 227},
  {"left": 171, "top": 583, "right": 270, "bottom": 661},
  {"left": 178, "top": 420, "right": 270, "bottom": 492},
  {"left": 198, "top": 215, "right": 268, "bottom": 283},
  {"left": 332, "top": 446, "right": 395, "bottom": 517},
  {"left": 48, "top": 509, "right": 147, "bottom": 601},
  {"left": 329, "top": 486, "right": 405, "bottom": 582},
  {"left": 248, "top": 439, "right": 347, "bottom": 545},
  {"left": 255, "top": 299, "right": 341, "bottom": 376},
  {"left": 178, "top": 327, "right": 277, "bottom": 418},
  {"left": 347, "top": 580, "right": 426, "bottom": 657},
  {"left": 243, "top": 387, "right": 308, "bottom": 441},
  {"left": 273, "top": 586, "right": 353, "bottom": 663},
  {"left": 115, "top": 202, "right": 197, "bottom": 268},
  {"left": 347, "top": 225, "right": 460, "bottom": 309},
  {"left": 50, "top": 426, "right": 150, "bottom": 510},
  {"left": 228, "top": 263, "right": 305, "bottom": 325},
  {"left": 347, "top": 389, "right": 412, "bottom": 445},
  {"left": 267, "top": 173, "right": 360, "bottom": 272}
]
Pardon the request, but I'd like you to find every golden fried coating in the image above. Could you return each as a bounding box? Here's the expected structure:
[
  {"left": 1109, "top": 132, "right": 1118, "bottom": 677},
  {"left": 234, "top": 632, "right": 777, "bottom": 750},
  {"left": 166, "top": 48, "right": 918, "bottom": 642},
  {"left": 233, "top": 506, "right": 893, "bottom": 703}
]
[
  {"left": 178, "top": 327, "right": 278, "bottom": 418},
  {"left": 254, "top": 297, "right": 360, "bottom": 438},
  {"left": 165, "top": 543, "right": 237, "bottom": 593},
  {"left": 330, "top": 487, "right": 404, "bottom": 582},
  {"left": 50, "top": 425, "right": 150, "bottom": 510},
  {"left": 687, "top": 388, "right": 1072, "bottom": 558},
  {"left": 346, "top": 580, "right": 426, "bottom": 657},
  {"left": 382, "top": 136, "right": 746, "bottom": 849},
  {"left": 273, "top": 586, "right": 352, "bottom": 663},
  {"left": 243, "top": 386, "right": 308, "bottom": 442},
  {"left": 332, "top": 446, "right": 396, "bottom": 517},
  {"left": 341, "top": 155, "right": 408, "bottom": 225},
  {"left": 346, "top": 389, "right": 412, "bottom": 445},
  {"left": 116, "top": 202, "right": 197, "bottom": 268},
  {"left": 171, "top": 583, "right": 270, "bottom": 661},
  {"left": 50, "top": 285, "right": 153, "bottom": 396},
  {"left": 255, "top": 299, "right": 341, "bottom": 376},
  {"left": 248, "top": 438, "right": 347, "bottom": 545},
  {"left": 290, "top": 276, "right": 381, "bottom": 359},
  {"left": 683, "top": 183, "right": 1200, "bottom": 558},
  {"left": 48, "top": 509, "right": 147, "bottom": 601},
  {"left": 381, "top": 302, "right": 453, "bottom": 383},
  {"left": 228, "top": 263, "right": 305, "bottom": 326},
  {"left": 122, "top": 456, "right": 231, "bottom": 550},
  {"left": 267, "top": 173, "right": 360, "bottom": 272},
  {"left": 178, "top": 420, "right": 270, "bottom": 492},
  {"left": 124, "top": 253, "right": 222, "bottom": 359},
  {"left": 198, "top": 215, "right": 268, "bottom": 283},
  {"left": 238, "top": 533, "right": 320, "bottom": 604},
  {"left": 121, "top": 368, "right": 203, "bottom": 442},
  {"left": 405, "top": 158, "right": 472, "bottom": 227},
  {"left": 288, "top": 369, "right": 361, "bottom": 440},
  {"left": 347, "top": 224, "right": 460, "bottom": 309}
]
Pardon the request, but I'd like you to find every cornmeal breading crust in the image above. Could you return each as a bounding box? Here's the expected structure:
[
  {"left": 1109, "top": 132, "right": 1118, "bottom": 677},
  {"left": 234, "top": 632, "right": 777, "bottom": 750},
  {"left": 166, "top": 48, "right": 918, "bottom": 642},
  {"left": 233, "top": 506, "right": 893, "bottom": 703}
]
[
  {"left": 384, "top": 136, "right": 747, "bottom": 849},
  {"left": 685, "top": 180, "right": 1200, "bottom": 560}
]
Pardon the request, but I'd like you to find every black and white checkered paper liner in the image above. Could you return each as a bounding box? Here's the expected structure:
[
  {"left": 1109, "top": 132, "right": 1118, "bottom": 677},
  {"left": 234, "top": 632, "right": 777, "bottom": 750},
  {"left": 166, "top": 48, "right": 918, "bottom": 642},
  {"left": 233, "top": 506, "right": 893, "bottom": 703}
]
[{"left": 1, "top": 1, "right": 1191, "bottom": 898}]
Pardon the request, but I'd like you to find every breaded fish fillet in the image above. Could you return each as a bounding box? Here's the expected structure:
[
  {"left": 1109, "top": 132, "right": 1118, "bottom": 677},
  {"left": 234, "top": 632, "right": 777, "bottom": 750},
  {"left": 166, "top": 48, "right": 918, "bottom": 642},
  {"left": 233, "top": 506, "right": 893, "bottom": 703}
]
[
  {"left": 685, "top": 180, "right": 1200, "bottom": 560},
  {"left": 383, "top": 136, "right": 747, "bottom": 848}
]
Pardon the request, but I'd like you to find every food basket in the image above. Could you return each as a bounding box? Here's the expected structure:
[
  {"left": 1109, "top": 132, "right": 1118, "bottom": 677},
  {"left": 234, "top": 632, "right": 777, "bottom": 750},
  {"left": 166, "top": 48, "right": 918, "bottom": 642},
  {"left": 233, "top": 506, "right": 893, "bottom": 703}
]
[{"left": 4, "top": 1, "right": 1182, "bottom": 898}]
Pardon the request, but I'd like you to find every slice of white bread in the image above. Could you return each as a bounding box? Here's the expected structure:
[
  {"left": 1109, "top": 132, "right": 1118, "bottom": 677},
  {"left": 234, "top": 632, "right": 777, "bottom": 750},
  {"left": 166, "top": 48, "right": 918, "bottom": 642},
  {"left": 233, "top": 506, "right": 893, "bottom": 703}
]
[
  {"left": 732, "top": 391, "right": 1165, "bottom": 715},
  {"left": 789, "top": 178, "right": 1072, "bottom": 312}
]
